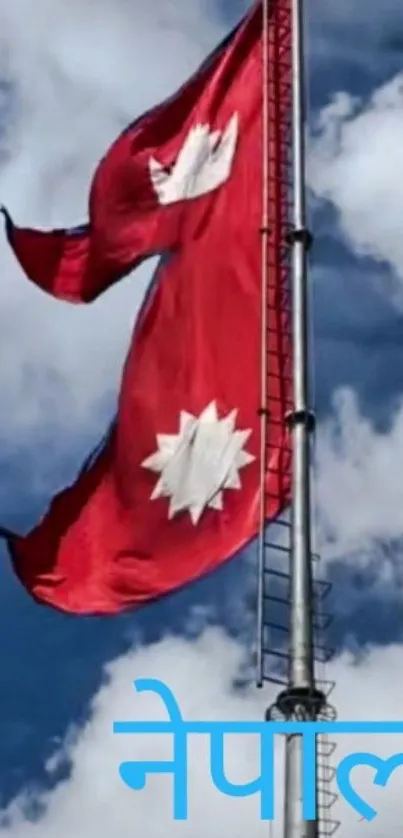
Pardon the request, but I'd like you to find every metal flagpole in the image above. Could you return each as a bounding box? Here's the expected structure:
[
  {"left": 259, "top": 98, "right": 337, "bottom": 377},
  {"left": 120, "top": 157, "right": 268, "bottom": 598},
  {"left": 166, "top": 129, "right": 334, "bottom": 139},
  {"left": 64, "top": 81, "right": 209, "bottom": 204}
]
[
  {"left": 277, "top": 0, "right": 325, "bottom": 835},
  {"left": 261, "top": 0, "right": 335, "bottom": 836}
]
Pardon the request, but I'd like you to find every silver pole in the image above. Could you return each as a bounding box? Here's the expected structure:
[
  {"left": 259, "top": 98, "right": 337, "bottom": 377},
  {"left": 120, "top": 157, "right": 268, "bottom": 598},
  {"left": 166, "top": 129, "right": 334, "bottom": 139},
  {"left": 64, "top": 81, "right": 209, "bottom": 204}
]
[
  {"left": 289, "top": 0, "right": 313, "bottom": 696},
  {"left": 260, "top": 0, "right": 329, "bottom": 833},
  {"left": 284, "top": 0, "right": 322, "bottom": 835}
]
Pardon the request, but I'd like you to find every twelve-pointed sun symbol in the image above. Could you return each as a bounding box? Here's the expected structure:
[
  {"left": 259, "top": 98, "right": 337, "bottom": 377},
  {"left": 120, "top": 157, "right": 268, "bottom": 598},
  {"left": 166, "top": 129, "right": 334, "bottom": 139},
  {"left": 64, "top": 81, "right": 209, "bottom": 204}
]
[{"left": 141, "top": 401, "right": 255, "bottom": 525}]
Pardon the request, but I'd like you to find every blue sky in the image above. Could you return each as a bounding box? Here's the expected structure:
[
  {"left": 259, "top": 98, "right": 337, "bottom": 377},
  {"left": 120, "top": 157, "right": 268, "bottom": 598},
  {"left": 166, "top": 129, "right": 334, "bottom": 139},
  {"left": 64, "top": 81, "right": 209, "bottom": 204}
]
[{"left": 0, "top": 0, "right": 403, "bottom": 834}]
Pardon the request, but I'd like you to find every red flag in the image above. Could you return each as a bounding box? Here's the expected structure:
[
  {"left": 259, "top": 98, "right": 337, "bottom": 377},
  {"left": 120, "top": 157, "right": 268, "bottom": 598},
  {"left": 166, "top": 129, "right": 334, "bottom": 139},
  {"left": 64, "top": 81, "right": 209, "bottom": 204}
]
[{"left": 2, "top": 0, "right": 292, "bottom": 614}]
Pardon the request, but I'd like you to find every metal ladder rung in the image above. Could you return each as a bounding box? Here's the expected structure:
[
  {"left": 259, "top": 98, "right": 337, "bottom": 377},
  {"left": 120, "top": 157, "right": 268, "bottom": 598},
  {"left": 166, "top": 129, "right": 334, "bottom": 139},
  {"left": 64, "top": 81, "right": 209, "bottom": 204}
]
[
  {"left": 313, "top": 646, "right": 335, "bottom": 664},
  {"left": 317, "top": 820, "right": 341, "bottom": 837},
  {"left": 262, "top": 672, "right": 287, "bottom": 687},
  {"left": 314, "top": 613, "right": 333, "bottom": 631},
  {"left": 317, "top": 792, "right": 339, "bottom": 809},
  {"left": 317, "top": 741, "right": 337, "bottom": 759},
  {"left": 265, "top": 490, "right": 291, "bottom": 502},
  {"left": 317, "top": 680, "right": 336, "bottom": 698},
  {"left": 264, "top": 567, "right": 290, "bottom": 580},
  {"left": 317, "top": 764, "right": 337, "bottom": 783},
  {"left": 263, "top": 566, "right": 331, "bottom": 596},
  {"left": 263, "top": 593, "right": 290, "bottom": 606},
  {"left": 264, "top": 541, "right": 291, "bottom": 555},
  {"left": 262, "top": 647, "right": 290, "bottom": 661},
  {"left": 264, "top": 620, "right": 288, "bottom": 634},
  {"left": 313, "top": 579, "right": 332, "bottom": 598}
]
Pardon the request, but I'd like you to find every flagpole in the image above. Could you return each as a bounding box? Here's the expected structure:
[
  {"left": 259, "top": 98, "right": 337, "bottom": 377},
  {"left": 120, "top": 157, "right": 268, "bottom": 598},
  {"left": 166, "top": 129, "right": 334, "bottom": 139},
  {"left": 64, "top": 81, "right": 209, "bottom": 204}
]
[
  {"left": 280, "top": 0, "right": 325, "bottom": 835},
  {"left": 263, "top": 0, "right": 327, "bottom": 835},
  {"left": 283, "top": 2, "right": 317, "bottom": 835}
]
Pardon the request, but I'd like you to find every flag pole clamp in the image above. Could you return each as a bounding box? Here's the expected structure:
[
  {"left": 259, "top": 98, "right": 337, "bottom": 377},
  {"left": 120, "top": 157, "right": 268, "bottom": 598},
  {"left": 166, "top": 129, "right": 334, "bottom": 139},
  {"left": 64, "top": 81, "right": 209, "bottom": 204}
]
[
  {"left": 286, "top": 226, "right": 313, "bottom": 250},
  {"left": 285, "top": 409, "right": 315, "bottom": 432}
]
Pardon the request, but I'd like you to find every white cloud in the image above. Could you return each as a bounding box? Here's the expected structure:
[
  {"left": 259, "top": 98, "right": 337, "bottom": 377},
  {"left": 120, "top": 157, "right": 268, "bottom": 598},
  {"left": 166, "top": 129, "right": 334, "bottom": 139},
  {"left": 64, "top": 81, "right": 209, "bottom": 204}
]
[
  {"left": 314, "top": 387, "right": 403, "bottom": 594},
  {"left": 0, "top": 0, "right": 225, "bottom": 479},
  {"left": 308, "top": 74, "right": 403, "bottom": 296},
  {"left": 306, "top": 70, "right": 403, "bottom": 578},
  {"left": 0, "top": 626, "right": 402, "bottom": 837}
]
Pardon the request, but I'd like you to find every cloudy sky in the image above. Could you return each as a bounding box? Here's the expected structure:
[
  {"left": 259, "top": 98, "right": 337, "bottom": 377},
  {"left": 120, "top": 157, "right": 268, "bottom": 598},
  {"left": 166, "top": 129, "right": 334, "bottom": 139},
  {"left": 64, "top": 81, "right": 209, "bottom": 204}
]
[{"left": 0, "top": 0, "right": 403, "bottom": 834}]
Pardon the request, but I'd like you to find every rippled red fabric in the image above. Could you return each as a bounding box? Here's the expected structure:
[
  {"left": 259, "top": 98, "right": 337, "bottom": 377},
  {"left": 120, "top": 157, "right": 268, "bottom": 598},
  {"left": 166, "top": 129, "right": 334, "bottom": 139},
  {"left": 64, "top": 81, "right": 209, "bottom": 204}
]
[{"left": 2, "top": 1, "right": 292, "bottom": 614}]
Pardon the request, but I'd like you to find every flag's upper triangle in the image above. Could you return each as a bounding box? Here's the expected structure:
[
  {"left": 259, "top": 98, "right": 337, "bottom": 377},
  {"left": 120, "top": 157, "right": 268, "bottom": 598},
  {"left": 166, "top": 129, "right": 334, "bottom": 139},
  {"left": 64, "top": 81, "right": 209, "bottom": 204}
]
[{"left": 3, "top": 4, "right": 259, "bottom": 303}]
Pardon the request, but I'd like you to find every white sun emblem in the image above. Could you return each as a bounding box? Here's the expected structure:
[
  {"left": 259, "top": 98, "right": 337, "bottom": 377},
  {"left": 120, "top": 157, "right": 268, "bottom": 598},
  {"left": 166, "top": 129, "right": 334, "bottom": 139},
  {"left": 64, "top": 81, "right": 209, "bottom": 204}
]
[{"left": 141, "top": 401, "right": 255, "bottom": 525}]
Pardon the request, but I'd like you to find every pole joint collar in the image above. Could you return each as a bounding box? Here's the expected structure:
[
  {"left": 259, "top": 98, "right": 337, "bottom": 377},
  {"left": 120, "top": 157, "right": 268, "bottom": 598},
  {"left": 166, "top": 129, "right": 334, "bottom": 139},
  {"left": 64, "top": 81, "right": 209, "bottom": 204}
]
[
  {"left": 286, "top": 227, "right": 313, "bottom": 251},
  {"left": 285, "top": 409, "right": 315, "bottom": 432},
  {"left": 265, "top": 686, "right": 334, "bottom": 722}
]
